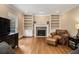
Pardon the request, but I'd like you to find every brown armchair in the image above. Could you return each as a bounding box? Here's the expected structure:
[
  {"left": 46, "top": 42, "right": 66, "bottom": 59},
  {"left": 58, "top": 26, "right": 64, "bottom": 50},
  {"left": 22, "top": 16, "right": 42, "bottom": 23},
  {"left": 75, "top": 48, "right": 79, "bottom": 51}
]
[{"left": 51, "top": 29, "right": 70, "bottom": 45}]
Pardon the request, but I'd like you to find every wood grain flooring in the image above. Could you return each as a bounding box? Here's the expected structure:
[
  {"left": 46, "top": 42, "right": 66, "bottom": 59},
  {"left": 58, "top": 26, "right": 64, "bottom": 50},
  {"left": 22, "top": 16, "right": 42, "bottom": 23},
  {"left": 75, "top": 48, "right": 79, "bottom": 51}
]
[{"left": 15, "top": 37, "right": 72, "bottom": 54}]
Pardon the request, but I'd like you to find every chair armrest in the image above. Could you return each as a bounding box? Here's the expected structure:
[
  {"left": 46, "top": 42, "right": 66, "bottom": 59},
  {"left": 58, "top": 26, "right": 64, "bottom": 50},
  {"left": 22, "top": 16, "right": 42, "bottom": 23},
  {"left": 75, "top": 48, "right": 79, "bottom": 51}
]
[{"left": 50, "top": 32, "right": 56, "bottom": 37}]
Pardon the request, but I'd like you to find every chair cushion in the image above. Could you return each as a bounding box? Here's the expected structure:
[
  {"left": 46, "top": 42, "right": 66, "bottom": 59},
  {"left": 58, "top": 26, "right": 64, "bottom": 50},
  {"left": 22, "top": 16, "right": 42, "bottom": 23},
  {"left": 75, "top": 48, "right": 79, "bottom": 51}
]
[{"left": 53, "top": 35, "right": 62, "bottom": 40}]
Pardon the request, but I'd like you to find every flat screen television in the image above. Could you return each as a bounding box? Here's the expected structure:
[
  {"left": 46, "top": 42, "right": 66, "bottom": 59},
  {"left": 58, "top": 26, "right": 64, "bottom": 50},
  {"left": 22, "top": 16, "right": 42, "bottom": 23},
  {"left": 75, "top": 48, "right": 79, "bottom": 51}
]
[{"left": 0, "top": 17, "right": 10, "bottom": 37}]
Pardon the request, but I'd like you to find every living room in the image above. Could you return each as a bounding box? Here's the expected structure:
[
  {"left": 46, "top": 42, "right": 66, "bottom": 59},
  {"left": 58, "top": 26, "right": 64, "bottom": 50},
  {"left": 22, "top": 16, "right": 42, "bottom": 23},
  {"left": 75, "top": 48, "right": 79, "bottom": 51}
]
[{"left": 0, "top": 4, "right": 79, "bottom": 54}]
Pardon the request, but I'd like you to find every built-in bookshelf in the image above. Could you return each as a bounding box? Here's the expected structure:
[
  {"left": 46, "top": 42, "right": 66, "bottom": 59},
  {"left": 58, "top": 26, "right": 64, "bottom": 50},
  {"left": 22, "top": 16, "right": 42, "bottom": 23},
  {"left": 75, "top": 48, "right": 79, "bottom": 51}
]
[
  {"left": 50, "top": 15, "right": 60, "bottom": 32},
  {"left": 24, "top": 15, "right": 33, "bottom": 36}
]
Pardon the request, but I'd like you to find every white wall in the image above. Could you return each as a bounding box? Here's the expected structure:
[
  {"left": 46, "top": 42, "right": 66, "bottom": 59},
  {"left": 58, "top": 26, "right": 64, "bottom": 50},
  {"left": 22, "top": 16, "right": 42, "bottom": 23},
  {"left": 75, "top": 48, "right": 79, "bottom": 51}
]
[
  {"left": 17, "top": 13, "right": 24, "bottom": 38},
  {"left": 34, "top": 15, "right": 50, "bottom": 25},
  {"left": 0, "top": 5, "right": 8, "bottom": 18},
  {"left": 61, "top": 6, "right": 79, "bottom": 36}
]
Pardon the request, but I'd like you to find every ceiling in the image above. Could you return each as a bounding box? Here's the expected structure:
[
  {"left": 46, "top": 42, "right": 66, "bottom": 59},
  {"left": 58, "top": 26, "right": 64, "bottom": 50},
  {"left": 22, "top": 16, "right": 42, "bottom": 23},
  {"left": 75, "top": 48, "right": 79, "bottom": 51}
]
[{"left": 13, "top": 4, "right": 79, "bottom": 15}]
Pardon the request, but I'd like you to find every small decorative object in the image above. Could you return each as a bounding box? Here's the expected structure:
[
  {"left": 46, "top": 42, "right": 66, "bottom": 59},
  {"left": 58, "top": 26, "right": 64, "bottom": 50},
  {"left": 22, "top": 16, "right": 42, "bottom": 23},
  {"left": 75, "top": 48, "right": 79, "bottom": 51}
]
[
  {"left": 34, "top": 21, "right": 36, "bottom": 24},
  {"left": 75, "top": 24, "right": 79, "bottom": 38},
  {"left": 47, "top": 21, "right": 49, "bottom": 24}
]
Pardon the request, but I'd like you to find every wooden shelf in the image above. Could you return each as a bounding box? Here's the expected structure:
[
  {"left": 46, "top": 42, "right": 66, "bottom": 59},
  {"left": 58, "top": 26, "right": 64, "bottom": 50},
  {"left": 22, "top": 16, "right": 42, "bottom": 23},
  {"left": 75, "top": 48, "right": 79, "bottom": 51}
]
[
  {"left": 24, "top": 15, "right": 33, "bottom": 19},
  {"left": 24, "top": 15, "right": 33, "bottom": 36},
  {"left": 50, "top": 15, "right": 60, "bottom": 31}
]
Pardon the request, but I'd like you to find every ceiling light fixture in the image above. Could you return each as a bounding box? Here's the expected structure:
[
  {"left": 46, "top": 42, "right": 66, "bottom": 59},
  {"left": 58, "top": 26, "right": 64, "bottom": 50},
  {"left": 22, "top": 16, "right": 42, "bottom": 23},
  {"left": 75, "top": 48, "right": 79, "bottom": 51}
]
[
  {"left": 55, "top": 10, "right": 60, "bottom": 13},
  {"left": 39, "top": 11, "right": 44, "bottom": 14}
]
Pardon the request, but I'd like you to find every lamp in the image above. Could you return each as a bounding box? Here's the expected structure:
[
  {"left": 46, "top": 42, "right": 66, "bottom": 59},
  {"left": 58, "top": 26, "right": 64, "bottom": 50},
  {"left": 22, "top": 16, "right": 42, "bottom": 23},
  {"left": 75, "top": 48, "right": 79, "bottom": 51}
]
[{"left": 75, "top": 24, "right": 79, "bottom": 38}]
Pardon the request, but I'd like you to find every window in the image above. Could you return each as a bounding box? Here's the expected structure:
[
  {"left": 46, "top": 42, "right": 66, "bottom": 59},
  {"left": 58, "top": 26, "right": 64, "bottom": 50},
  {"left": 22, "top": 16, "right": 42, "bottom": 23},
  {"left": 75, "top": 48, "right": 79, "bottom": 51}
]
[{"left": 8, "top": 12, "right": 18, "bottom": 33}]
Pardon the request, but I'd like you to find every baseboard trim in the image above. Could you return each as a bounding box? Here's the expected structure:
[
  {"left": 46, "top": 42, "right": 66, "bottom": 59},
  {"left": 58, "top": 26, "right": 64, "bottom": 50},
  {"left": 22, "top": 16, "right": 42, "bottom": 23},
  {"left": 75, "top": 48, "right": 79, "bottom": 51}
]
[
  {"left": 19, "top": 36, "right": 24, "bottom": 39},
  {"left": 19, "top": 36, "right": 48, "bottom": 39},
  {"left": 21, "top": 36, "right": 34, "bottom": 38}
]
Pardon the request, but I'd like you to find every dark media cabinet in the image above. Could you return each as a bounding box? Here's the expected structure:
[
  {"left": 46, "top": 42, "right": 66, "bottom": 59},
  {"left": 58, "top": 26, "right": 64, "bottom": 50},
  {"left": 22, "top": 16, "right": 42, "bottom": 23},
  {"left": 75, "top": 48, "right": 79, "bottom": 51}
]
[
  {"left": 0, "top": 33, "right": 18, "bottom": 48},
  {"left": 0, "top": 17, "right": 19, "bottom": 49}
]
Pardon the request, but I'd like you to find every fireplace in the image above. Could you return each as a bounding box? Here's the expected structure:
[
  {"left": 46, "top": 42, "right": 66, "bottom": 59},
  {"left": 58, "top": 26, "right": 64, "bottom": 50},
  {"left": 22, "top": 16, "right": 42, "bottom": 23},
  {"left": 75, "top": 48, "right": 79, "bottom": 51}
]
[
  {"left": 36, "top": 27, "right": 46, "bottom": 36},
  {"left": 37, "top": 30, "right": 46, "bottom": 36},
  {"left": 34, "top": 25, "right": 48, "bottom": 37}
]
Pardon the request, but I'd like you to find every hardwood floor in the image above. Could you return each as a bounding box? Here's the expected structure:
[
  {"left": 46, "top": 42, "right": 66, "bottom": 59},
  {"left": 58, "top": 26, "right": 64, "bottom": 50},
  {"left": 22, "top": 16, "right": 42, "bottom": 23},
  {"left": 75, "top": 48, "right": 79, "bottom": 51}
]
[{"left": 15, "top": 37, "right": 72, "bottom": 54}]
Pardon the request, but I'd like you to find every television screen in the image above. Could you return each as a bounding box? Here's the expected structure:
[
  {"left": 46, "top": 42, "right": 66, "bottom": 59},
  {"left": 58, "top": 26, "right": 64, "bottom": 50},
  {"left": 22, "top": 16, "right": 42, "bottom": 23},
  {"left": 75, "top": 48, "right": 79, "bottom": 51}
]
[{"left": 0, "top": 17, "right": 10, "bottom": 36}]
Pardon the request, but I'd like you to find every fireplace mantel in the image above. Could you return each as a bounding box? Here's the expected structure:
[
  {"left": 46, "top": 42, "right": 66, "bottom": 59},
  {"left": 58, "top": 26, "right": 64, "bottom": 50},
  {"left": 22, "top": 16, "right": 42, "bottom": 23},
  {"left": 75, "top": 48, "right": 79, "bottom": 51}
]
[{"left": 34, "top": 24, "right": 49, "bottom": 37}]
